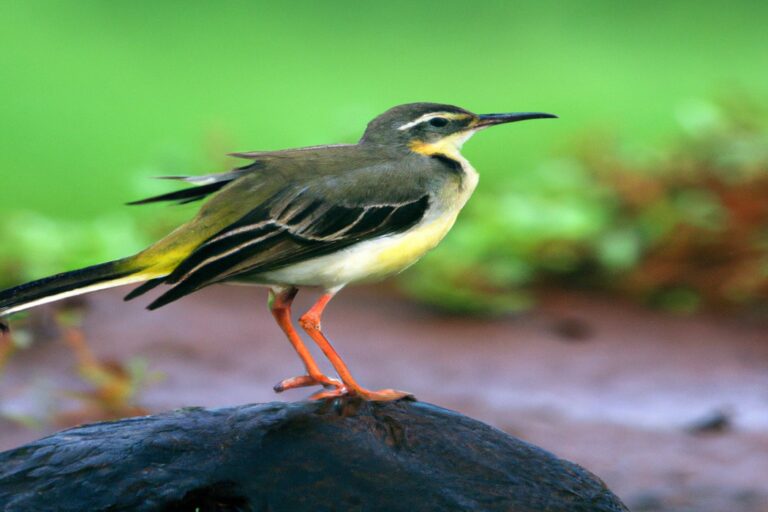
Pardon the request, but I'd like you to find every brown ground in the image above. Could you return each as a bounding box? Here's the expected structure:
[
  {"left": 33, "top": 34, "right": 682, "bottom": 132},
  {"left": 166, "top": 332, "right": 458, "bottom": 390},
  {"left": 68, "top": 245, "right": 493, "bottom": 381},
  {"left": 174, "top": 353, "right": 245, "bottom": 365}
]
[{"left": 2, "top": 285, "right": 768, "bottom": 512}]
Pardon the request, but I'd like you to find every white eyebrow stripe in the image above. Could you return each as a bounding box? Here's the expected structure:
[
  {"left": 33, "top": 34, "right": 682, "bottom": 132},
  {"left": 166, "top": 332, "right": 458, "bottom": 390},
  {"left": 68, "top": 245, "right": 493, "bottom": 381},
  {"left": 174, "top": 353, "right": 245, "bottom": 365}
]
[{"left": 397, "top": 112, "right": 463, "bottom": 131}]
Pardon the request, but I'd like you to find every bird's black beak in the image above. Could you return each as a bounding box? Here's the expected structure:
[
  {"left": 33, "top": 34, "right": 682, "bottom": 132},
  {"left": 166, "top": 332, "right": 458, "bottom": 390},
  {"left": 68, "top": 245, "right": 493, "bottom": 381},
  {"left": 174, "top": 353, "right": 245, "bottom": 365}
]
[{"left": 475, "top": 112, "right": 558, "bottom": 128}]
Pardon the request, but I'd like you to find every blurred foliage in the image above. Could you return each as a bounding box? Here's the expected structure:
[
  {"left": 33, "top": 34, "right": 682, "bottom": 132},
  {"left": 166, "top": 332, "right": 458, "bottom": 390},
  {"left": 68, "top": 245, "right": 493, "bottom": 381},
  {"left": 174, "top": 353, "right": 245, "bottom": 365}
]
[
  {"left": 2, "top": 1, "right": 767, "bottom": 219},
  {"left": 0, "top": 213, "right": 150, "bottom": 285},
  {"left": 404, "top": 96, "right": 768, "bottom": 313}
]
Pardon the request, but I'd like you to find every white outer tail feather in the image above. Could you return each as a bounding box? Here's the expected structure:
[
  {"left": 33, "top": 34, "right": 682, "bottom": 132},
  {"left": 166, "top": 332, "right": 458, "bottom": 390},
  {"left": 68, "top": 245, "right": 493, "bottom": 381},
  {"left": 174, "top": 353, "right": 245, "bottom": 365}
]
[{"left": 0, "top": 275, "right": 148, "bottom": 317}]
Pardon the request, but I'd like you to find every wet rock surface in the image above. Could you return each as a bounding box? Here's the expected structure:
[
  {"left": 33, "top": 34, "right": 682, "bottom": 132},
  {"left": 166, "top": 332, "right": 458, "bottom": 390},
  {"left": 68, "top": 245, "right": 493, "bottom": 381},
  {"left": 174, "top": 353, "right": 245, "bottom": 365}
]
[{"left": 0, "top": 399, "right": 627, "bottom": 512}]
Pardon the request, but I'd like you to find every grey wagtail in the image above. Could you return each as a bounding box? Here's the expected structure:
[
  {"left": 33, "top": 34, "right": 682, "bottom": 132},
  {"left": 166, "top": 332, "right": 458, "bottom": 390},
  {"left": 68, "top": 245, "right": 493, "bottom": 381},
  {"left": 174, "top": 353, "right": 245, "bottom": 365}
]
[{"left": 0, "top": 103, "right": 555, "bottom": 401}]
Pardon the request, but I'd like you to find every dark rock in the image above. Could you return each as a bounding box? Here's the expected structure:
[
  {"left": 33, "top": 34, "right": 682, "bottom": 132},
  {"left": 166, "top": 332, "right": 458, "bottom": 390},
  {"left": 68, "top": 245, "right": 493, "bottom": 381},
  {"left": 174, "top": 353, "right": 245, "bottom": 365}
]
[{"left": 0, "top": 399, "right": 628, "bottom": 511}]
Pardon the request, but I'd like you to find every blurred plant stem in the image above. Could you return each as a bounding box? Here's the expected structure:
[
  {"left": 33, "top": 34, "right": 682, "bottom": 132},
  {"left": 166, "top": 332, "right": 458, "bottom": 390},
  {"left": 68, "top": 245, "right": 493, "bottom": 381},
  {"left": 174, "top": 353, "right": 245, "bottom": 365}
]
[
  {"left": 0, "top": 305, "right": 162, "bottom": 430},
  {"left": 57, "top": 326, "right": 152, "bottom": 423},
  {"left": 0, "top": 336, "right": 14, "bottom": 374}
]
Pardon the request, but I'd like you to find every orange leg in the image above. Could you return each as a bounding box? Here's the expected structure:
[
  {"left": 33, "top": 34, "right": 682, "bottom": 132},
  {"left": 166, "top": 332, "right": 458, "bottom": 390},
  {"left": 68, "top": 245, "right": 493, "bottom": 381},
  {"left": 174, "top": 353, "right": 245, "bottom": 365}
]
[
  {"left": 299, "top": 292, "right": 412, "bottom": 402},
  {"left": 269, "top": 287, "right": 344, "bottom": 394}
]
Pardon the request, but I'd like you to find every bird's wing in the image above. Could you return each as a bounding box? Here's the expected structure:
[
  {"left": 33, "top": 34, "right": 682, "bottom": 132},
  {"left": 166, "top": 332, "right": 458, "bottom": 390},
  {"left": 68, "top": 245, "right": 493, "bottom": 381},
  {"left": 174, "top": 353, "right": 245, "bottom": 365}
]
[{"left": 141, "top": 153, "right": 434, "bottom": 309}]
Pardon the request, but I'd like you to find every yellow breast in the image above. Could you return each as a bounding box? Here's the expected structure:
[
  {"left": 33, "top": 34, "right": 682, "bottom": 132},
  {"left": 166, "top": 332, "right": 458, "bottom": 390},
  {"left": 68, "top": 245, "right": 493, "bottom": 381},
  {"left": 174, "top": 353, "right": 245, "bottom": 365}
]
[
  {"left": 255, "top": 209, "right": 461, "bottom": 289},
  {"left": 370, "top": 211, "right": 460, "bottom": 276}
]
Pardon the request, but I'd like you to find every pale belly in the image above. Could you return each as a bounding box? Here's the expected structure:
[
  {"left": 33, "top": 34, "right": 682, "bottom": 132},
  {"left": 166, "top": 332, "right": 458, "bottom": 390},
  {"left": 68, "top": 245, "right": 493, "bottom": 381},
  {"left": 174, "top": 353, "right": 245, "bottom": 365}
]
[{"left": 248, "top": 209, "right": 461, "bottom": 290}]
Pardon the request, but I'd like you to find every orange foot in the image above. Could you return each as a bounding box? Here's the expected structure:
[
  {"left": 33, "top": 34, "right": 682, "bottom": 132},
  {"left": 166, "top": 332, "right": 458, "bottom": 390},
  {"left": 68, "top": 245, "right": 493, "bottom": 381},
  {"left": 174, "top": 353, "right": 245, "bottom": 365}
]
[
  {"left": 349, "top": 387, "right": 414, "bottom": 401},
  {"left": 309, "top": 387, "right": 349, "bottom": 400},
  {"left": 308, "top": 386, "right": 413, "bottom": 402},
  {"left": 274, "top": 374, "right": 344, "bottom": 393}
]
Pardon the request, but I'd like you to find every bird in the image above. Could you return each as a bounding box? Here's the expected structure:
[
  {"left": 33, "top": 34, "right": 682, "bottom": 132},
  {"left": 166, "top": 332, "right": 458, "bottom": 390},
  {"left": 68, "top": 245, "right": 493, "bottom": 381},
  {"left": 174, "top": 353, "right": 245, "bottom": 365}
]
[{"left": 0, "top": 102, "right": 556, "bottom": 401}]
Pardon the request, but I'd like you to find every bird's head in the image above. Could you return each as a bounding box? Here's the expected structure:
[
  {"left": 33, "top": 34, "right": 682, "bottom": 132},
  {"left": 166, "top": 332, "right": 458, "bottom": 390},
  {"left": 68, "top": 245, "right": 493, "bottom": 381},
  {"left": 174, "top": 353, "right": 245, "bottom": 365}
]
[{"left": 360, "top": 102, "right": 557, "bottom": 159}]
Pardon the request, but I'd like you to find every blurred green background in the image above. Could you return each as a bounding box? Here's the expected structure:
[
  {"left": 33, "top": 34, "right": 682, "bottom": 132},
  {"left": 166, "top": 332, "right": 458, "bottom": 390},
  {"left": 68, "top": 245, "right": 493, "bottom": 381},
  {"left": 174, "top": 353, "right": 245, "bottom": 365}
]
[{"left": 1, "top": 1, "right": 767, "bottom": 312}]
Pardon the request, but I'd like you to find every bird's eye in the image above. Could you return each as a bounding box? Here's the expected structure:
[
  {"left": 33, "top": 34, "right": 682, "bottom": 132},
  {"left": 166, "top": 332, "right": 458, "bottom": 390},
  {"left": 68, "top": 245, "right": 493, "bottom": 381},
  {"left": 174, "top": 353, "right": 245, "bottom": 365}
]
[{"left": 428, "top": 117, "right": 449, "bottom": 128}]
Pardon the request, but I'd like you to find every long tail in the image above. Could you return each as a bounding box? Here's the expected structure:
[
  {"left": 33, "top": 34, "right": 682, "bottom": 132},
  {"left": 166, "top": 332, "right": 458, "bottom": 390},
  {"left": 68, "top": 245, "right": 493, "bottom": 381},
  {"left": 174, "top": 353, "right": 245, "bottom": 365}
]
[{"left": 0, "top": 258, "right": 152, "bottom": 319}]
